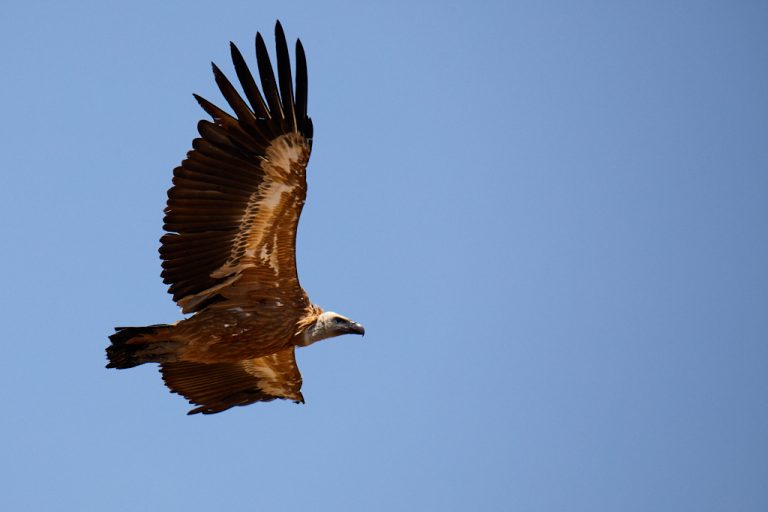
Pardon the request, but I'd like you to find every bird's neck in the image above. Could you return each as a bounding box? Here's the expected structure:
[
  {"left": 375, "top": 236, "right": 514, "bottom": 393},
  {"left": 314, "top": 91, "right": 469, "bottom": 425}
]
[{"left": 295, "top": 304, "right": 326, "bottom": 346}]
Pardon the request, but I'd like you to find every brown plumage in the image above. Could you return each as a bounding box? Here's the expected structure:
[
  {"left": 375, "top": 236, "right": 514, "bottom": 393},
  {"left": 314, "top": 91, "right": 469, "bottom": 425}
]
[{"left": 107, "top": 21, "right": 364, "bottom": 415}]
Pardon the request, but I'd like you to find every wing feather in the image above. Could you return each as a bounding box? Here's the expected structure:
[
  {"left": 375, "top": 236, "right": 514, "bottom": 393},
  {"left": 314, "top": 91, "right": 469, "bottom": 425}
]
[
  {"left": 255, "top": 32, "right": 284, "bottom": 123},
  {"left": 230, "top": 42, "right": 270, "bottom": 120},
  {"left": 295, "top": 39, "right": 309, "bottom": 134},
  {"left": 211, "top": 63, "right": 256, "bottom": 128},
  {"left": 275, "top": 21, "right": 297, "bottom": 131},
  {"left": 161, "top": 22, "right": 312, "bottom": 313},
  {"left": 160, "top": 348, "right": 304, "bottom": 415}
]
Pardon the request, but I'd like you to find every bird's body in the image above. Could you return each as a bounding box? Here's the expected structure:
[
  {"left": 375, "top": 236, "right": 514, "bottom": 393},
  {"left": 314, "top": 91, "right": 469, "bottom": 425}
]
[{"left": 107, "top": 22, "right": 364, "bottom": 415}]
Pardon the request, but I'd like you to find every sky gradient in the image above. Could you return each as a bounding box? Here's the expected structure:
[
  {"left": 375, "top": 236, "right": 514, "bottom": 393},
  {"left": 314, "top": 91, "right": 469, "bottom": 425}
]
[{"left": 1, "top": 1, "right": 767, "bottom": 510}]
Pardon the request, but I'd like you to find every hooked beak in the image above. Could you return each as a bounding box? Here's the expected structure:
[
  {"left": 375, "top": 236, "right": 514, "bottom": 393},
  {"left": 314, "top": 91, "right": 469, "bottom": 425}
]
[{"left": 348, "top": 322, "right": 365, "bottom": 336}]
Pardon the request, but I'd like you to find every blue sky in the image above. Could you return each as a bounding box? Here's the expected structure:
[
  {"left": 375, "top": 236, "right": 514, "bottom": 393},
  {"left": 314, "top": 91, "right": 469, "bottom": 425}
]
[{"left": 1, "top": 1, "right": 767, "bottom": 510}]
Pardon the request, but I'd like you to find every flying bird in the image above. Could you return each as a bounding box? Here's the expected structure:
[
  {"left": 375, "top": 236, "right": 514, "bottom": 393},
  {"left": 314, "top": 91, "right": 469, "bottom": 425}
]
[{"left": 107, "top": 22, "right": 365, "bottom": 415}]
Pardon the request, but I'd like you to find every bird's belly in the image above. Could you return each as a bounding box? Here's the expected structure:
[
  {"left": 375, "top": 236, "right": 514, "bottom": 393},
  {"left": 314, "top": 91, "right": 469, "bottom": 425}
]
[{"left": 173, "top": 308, "right": 296, "bottom": 363}]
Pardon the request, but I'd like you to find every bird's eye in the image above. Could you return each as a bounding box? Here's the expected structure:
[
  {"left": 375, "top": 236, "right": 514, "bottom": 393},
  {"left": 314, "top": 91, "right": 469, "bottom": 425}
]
[{"left": 334, "top": 317, "right": 344, "bottom": 324}]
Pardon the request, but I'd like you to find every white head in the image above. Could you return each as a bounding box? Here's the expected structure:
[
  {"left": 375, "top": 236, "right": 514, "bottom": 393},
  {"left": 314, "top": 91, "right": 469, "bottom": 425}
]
[{"left": 301, "top": 311, "right": 365, "bottom": 346}]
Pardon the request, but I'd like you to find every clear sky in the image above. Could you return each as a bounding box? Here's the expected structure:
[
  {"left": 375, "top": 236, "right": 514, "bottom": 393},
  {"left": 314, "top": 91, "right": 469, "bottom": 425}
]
[{"left": 1, "top": 1, "right": 766, "bottom": 510}]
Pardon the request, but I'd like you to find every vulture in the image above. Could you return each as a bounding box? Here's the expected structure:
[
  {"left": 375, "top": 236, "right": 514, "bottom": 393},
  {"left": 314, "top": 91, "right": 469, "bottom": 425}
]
[{"left": 107, "top": 21, "right": 365, "bottom": 415}]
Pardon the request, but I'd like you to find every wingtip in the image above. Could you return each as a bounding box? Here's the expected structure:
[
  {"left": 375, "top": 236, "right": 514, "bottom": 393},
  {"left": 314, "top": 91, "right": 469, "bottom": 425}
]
[
  {"left": 229, "top": 41, "right": 241, "bottom": 59},
  {"left": 275, "top": 21, "right": 287, "bottom": 44},
  {"left": 187, "top": 405, "right": 204, "bottom": 415}
]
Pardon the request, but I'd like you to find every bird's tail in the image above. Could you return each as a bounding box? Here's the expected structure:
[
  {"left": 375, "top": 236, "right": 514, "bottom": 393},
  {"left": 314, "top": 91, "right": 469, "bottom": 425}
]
[{"left": 106, "top": 324, "right": 178, "bottom": 369}]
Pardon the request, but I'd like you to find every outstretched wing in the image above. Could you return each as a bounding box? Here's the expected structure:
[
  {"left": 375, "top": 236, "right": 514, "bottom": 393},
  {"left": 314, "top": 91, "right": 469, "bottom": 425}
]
[
  {"left": 160, "top": 347, "right": 304, "bottom": 415},
  {"left": 160, "top": 21, "right": 314, "bottom": 314}
]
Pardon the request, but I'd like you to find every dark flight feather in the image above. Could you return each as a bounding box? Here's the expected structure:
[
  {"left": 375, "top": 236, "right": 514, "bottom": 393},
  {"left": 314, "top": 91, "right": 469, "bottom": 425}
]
[
  {"left": 230, "top": 42, "right": 270, "bottom": 120},
  {"left": 274, "top": 21, "right": 297, "bottom": 131},
  {"left": 255, "top": 32, "right": 284, "bottom": 122}
]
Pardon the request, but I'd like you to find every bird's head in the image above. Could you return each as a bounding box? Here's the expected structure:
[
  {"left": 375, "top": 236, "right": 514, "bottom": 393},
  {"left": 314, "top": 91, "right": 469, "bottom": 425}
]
[{"left": 302, "top": 311, "right": 365, "bottom": 345}]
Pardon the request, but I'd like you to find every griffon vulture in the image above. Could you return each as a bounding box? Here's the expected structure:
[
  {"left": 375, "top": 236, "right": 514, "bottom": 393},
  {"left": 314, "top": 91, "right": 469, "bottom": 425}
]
[{"left": 106, "top": 22, "right": 364, "bottom": 415}]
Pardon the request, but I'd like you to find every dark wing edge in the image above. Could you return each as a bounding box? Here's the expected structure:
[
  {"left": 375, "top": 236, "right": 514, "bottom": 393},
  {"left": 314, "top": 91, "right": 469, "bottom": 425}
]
[
  {"left": 160, "top": 347, "right": 304, "bottom": 415},
  {"left": 160, "top": 21, "right": 313, "bottom": 313}
]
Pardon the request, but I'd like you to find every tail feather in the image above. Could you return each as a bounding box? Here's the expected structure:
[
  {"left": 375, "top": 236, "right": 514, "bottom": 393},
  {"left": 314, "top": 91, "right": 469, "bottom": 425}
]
[{"left": 106, "top": 324, "right": 177, "bottom": 369}]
